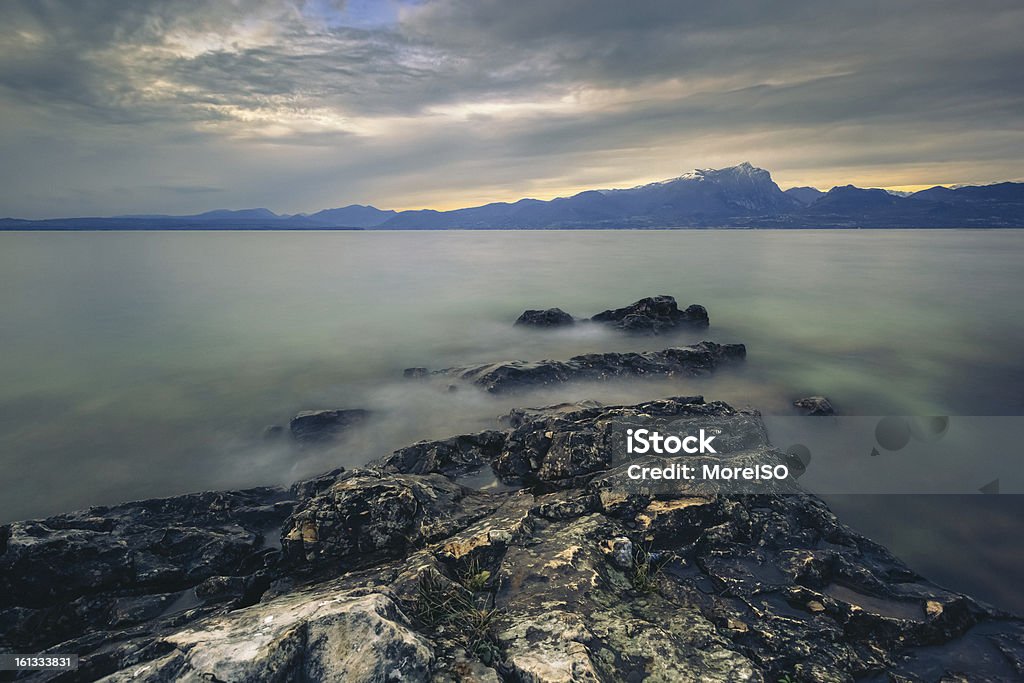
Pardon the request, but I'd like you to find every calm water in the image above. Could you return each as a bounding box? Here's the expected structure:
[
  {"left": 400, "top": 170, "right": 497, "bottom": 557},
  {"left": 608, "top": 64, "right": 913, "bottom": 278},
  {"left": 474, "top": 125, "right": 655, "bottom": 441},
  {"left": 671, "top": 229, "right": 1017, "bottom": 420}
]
[{"left": 1, "top": 230, "right": 1023, "bottom": 610}]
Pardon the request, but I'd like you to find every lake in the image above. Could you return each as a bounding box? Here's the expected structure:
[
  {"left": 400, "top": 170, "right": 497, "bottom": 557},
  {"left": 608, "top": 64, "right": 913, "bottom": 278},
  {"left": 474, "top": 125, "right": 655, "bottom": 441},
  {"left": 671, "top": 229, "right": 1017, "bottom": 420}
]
[{"left": 1, "top": 229, "right": 1022, "bottom": 611}]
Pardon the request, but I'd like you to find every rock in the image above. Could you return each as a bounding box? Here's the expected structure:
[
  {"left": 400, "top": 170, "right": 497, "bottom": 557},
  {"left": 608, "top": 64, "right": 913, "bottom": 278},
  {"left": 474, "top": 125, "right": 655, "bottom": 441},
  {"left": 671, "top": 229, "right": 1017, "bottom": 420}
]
[
  {"left": 99, "top": 588, "right": 433, "bottom": 683},
  {"left": 403, "top": 367, "right": 429, "bottom": 378},
  {"left": 727, "top": 618, "right": 749, "bottom": 633},
  {"left": 601, "top": 536, "right": 634, "bottom": 570},
  {"left": 794, "top": 395, "right": 836, "bottom": 416},
  {"left": 289, "top": 408, "right": 370, "bottom": 443},
  {"left": 502, "top": 400, "right": 604, "bottom": 428},
  {"left": 430, "top": 341, "right": 746, "bottom": 394},
  {"left": 373, "top": 430, "right": 507, "bottom": 478},
  {"left": 290, "top": 466, "right": 347, "bottom": 501},
  {"left": 590, "top": 295, "right": 709, "bottom": 333},
  {"left": 493, "top": 515, "right": 757, "bottom": 682},
  {"left": 493, "top": 395, "right": 768, "bottom": 488},
  {"left": 262, "top": 424, "right": 284, "bottom": 439},
  {"left": 194, "top": 575, "right": 248, "bottom": 603},
  {"left": 280, "top": 470, "right": 500, "bottom": 567},
  {"left": 514, "top": 307, "right": 575, "bottom": 328},
  {"left": 3, "top": 397, "right": 1023, "bottom": 682},
  {"left": 0, "top": 487, "right": 291, "bottom": 650}
]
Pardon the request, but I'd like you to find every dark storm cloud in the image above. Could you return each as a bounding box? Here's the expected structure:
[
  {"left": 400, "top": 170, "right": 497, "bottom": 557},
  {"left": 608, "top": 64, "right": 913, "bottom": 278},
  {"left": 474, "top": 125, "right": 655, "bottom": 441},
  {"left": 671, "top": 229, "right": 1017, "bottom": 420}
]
[{"left": 0, "top": 0, "right": 1021, "bottom": 217}]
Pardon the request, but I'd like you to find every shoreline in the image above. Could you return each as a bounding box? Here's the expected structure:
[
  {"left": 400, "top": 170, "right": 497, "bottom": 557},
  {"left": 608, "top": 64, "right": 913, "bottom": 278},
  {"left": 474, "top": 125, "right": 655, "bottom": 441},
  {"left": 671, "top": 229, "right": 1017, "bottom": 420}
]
[
  {"left": 2, "top": 298, "right": 1022, "bottom": 680},
  {"left": 2, "top": 395, "right": 1022, "bottom": 681}
]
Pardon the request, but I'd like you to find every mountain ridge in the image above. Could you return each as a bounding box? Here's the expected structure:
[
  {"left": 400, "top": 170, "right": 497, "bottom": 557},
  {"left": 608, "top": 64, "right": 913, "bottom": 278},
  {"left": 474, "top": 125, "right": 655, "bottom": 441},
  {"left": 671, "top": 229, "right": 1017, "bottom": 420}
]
[{"left": 4, "top": 164, "right": 1023, "bottom": 229}]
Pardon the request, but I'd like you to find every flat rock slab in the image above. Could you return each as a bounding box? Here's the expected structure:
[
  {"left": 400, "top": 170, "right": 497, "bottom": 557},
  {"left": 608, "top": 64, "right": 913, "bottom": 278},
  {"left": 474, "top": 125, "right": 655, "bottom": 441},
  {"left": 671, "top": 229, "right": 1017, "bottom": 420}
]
[
  {"left": 418, "top": 341, "right": 746, "bottom": 394},
  {"left": 97, "top": 588, "right": 432, "bottom": 683}
]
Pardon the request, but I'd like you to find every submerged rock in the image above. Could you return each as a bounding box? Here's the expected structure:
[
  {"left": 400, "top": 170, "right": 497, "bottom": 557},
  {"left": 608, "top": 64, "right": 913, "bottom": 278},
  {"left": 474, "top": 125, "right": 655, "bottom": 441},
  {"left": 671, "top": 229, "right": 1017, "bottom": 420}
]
[
  {"left": 590, "top": 295, "right": 709, "bottom": 333},
  {"left": 289, "top": 408, "right": 370, "bottom": 443},
  {"left": 794, "top": 395, "right": 836, "bottom": 416},
  {"left": 262, "top": 424, "right": 285, "bottom": 439},
  {"left": 514, "top": 307, "right": 575, "bottom": 328},
  {"left": 427, "top": 341, "right": 746, "bottom": 394},
  {"left": 2, "top": 396, "right": 1022, "bottom": 682}
]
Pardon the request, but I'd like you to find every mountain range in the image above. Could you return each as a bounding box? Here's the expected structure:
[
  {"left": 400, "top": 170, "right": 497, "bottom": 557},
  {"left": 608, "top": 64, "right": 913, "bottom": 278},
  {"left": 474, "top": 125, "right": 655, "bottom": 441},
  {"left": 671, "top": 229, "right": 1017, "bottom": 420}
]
[{"left": 3, "top": 163, "right": 1023, "bottom": 229}]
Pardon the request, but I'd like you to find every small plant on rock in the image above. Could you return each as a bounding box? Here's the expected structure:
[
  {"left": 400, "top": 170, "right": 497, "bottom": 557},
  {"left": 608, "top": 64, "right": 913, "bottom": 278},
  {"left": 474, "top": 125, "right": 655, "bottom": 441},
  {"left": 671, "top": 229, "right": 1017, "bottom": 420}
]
[
  {"left": 413, "top": 568, "right": 504, "bottom": 666},
  {"left": 459, "top": 556, "right": 492, "bottom": 593},
  {"left": 630, "top": 544, "right": 673, "bottom": 593}
]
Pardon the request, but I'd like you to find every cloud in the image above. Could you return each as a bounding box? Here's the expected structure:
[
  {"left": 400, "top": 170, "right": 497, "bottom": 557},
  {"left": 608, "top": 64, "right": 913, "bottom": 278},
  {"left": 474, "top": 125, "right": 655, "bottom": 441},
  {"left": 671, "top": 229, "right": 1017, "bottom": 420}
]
[{"left": 0, "top": 0, "right": 1022, "bottom": 217}]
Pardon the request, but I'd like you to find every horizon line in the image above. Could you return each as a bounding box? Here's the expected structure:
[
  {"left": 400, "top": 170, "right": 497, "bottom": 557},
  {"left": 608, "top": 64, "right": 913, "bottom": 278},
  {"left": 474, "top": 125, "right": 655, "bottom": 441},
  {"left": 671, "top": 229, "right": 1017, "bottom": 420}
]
[{"left": 4, "top": 164, "right": 1022, "bottom": 222}]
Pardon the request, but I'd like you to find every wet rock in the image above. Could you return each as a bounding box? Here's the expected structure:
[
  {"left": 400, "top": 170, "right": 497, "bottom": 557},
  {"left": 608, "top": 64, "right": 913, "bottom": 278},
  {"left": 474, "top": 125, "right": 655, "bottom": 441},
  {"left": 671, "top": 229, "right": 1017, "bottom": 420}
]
[
  {"left": 289, "top": 466, "right": 347, "bottom": 501},
  {"left": 493, "top": 394, "right": 767, "bottom": 489},
  {"left": 194, "top": 575, "right": 248, "bottom": 604},
  {"left": 433, "top": 493, "right": 536, "bottom": 567},
  {"left": 514, "top": 307, "right": 575, "bottom": 328},
  {"left": 99, "top": 588, "right": 433, "bottom": 683},
  {"left": 289, "top": 408, "right": 370, "bottom": 443},
  {"left": 590, "top": 295, "right": 709, "bottom": 333},
  {"left": 430, "top": 341, "right": 746, "bottom": 394},
  {"left": 493, "top": 514, "right": 758, "bottom": 682},
  {"left": 3, "top": 397, "right": 1023, "bottom": 682},
  {"left": 373, "top": 430, "right": 507, "bottom": 478},
  {"left": 502, "top": 400, "right": 604, "bottom": 428},
  {"left": 280, "top": 470, "right": 500, "bottom": 567},
  {"left": 0, "top": 487, "right": 291, "bottom": 650},
  {"left": 601, "top": 536, "right": 634, "bottom": 570},
  {"left": 794, "top": 395, "right": 836, "bottom": 416}
]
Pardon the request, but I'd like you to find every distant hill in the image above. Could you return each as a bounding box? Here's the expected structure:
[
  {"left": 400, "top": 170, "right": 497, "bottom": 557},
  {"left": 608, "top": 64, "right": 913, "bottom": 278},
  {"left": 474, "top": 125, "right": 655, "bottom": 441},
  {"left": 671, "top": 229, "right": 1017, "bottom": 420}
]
[
  {"left": 4, "top": 165, "right": 1023, "bottom": 229},
  {"left": 784, "top": 186, "right": 825, "bottom": 205},
  {"left": 304, "top": 205, "right": 396, "bottom": 227},
  {"left": 381, "top": 162, "right": 802, "bottom": 228}
]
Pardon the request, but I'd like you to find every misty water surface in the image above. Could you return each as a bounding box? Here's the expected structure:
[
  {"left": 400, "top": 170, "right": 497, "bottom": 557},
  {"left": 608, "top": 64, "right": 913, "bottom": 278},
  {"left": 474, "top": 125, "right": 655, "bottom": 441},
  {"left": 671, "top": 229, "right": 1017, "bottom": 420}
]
[{"left": 1, "top": 229, "right": 1023, "bottom": 610}]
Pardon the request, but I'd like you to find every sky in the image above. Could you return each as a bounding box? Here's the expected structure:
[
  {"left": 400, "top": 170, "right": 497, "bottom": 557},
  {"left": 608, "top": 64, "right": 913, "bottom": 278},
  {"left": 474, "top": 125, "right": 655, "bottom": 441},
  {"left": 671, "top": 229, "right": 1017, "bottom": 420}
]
[{"left": 1, "top": 0, "right": 1022, "bottom": 218}]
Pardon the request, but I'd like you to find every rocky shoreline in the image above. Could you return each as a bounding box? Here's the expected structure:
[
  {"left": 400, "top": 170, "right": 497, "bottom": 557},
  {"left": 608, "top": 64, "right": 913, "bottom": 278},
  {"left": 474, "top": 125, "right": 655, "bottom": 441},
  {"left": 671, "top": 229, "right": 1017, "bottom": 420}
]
[
  {"left": 514, "top": 296, "right": 710, "bottom": 334},
  {"left": 2, "top": 299, "right": 1022, "bottom": 682},
  {"left": 405, "top": 341, "right": 746, "bottom": 395}
]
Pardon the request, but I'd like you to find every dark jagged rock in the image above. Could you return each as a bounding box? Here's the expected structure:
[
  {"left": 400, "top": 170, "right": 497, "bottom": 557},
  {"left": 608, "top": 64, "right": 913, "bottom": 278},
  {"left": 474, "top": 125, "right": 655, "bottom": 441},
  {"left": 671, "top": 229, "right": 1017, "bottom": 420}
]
[
  {"left": 794, "top": 395, "right": 836, "bottom": 416},
  {"left": 0, "top": 487, "right": 291, "bottom": 652},
  {"left": 590, "top": 295, "right": 709, "bottom": 333},
  {"left": 2, "top": 397, "right": 1022, "bottom": 682},
  {"left": 289, "top": 408, "right": 369, "bottom": 443},
  {"left": 288, "top": 466, "right": 347, "bottom": 501},
  {"left": 501, "top": 399, "right": 605, "bottom": 428},
  {"left": 373, "top": 430, "right": 507, "bottom": 477},
  {"left": 280, "top": 470, "right": 501, "bottom": 567},
  {"left": 494, "top": 395, "right": 773, "bottom": 489},
  {"left": 514, "top": 307, "right": 575, "bottom": 328},
  {"left": 426, "top": 341, "right": 745, "bottom": 394}
]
